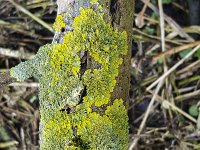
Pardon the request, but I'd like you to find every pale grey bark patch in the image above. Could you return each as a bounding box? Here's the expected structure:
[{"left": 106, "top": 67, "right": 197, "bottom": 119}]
[{"left": 53, "top": 0, "right": 91, "bottom": 43}]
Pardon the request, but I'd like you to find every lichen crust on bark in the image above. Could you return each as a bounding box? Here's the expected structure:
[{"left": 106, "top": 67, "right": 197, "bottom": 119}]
[{"left": 10, "top": 6, "right": 129, "bottom": 150}]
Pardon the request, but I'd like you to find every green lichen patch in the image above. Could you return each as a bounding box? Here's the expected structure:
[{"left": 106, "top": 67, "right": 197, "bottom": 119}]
[
  {"left": 10, "top": 44, "right": 51, "bottom": 81},
  {"left": 76, "top": 99, "right": 128, "bottom": 150},
  {"left": 105, "top": 99, "right": 129, "bottom": 150},
  {"left": 77, "top": 112, "right": 116, "bottom": 149},
  {"left": 41, "top": 111, "right": 73, "bottom": 150}
]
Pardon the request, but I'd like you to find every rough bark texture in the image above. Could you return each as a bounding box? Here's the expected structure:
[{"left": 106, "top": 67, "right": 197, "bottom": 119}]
[
  {"left": 10, "top": 0, "right": 134, "bottom": 149},
  {"left": 108, "top": 0, "right": 134, "bottom": 107}
]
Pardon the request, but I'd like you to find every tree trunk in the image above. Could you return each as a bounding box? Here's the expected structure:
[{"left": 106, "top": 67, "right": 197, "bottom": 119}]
[{"left": 10, "top": 0, "right": 134, "bottom": 149}]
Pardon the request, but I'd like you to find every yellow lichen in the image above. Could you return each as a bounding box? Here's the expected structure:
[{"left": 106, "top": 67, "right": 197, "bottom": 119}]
[
  {"left": 41, "top": 111, "right": 73, "bottom": 149},
  {"left": 105, "top": 99, "right": 129, "bottom": 150},
  {"left": 90, "top": 0, "right": 98, "bottom": 5},
  {"left": 10, "top": 7, "right": 128, "bottom": 150},
  {"left": 53, "top": 14, "right": 66, "bottom": 32}
]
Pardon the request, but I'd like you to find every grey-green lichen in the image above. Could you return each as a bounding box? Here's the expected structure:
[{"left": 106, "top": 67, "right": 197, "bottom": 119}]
[{"left": 10, "top": 7, "right": 128, "bottom": 150}]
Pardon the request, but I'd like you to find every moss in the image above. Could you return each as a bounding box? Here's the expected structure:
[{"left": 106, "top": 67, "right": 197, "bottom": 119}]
[{"left": 10, "top": 7, "right": 128, "bottom": 150}]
